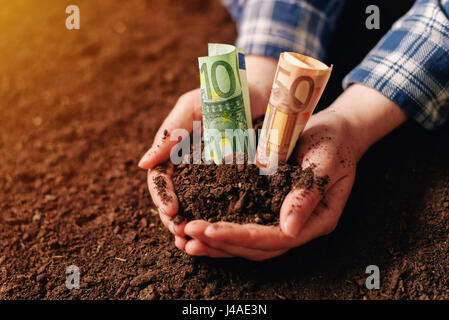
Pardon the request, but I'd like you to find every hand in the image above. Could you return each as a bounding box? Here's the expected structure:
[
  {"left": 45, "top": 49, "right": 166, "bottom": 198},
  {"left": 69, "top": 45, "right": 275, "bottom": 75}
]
[
  {"left": 181, "top": 84, "right": 407, "bottom": 260},
  {"left": 138, "top": 56, "right": 278, "bottom": 249},
  {"left": 182, "top": 110, "right": 357, "bottom": 260},
  {"left": 139, "top": 54, "right": 406, "bottom": 260}
]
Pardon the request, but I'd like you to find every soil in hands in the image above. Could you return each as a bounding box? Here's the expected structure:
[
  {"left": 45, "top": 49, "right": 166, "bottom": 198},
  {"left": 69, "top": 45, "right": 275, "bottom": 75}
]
[{"left": 170, "top": 140, "right": 329, "bottom": 225}]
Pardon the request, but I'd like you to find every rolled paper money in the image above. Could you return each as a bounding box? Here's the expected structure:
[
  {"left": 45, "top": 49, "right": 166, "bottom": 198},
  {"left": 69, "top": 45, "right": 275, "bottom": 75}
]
[
  {"left": 256, "top": 52, "right": 332, "bottom": 167},
  {"left": 198, "top": 44, "right": 254, "bottom": 164}
]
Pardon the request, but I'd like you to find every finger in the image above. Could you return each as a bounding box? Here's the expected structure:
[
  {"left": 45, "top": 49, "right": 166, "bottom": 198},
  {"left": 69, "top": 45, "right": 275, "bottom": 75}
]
[
  {"left": 159, "top": 211, "right": 186, "bottom": 237},
  {"left": 281, "top": 134, "right": 343, "bottom": 237},
  {"left": 175, "top": 236, "right": 187, "bottom": 251},
  {"left": 293, "top": 129, "right": 341, "bottom": 181},
  {"left": 197, "top": 237, "right": 289, "bottom": 261},
  {"left": 202, "top": 222, "right": 295, "bottom": 251},
  {"left": 185, "top": 239, "right": 235, "bottom": 258},
  {"left": 280, "top": 174, "right": 355, "bottom": 247},
  {"left": 185, "top": 220, "right": 288, "bottom": 260},
  {"left": 280, "top": 187, "right": 322, "bottom": 237},
  {"left": 138, "top": 89, "right": 202, "bottom": 169},
  {"left": 307, "top": 174, "right": 355, "bottom": 237},
  {"left": 147, "top": 164, "right": 178, "bottom": 217},
  {"left": 184, "top": 219, "right": 211, "bottom": 237}
]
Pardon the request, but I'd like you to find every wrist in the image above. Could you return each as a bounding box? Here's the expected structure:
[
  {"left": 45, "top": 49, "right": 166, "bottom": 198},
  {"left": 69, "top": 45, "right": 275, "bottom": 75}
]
[{"left": 325, "top": 84, "right": 407, "bottom": 161}]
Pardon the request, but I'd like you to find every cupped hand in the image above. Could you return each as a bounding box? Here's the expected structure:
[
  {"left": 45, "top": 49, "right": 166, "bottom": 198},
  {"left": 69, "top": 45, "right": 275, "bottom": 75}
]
[
  {"left": 182, "top": 110, "right": 357, "bottom": 260},
  {"left": 180, "top": 83, "right": 408, "bottom": 261},
  {"left": 139, "top": 55, "right": 278, "bottom": 251}
]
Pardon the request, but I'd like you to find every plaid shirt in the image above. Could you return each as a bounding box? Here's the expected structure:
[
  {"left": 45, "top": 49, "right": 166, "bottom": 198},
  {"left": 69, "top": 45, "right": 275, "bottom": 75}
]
[{"left": 220, "top": 0, "right": 449, "bottom": 129}]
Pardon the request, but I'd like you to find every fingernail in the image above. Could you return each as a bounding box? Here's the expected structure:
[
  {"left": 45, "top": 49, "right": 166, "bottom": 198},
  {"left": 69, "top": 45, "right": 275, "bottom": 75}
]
[
  {"left": 138, "top": 153, "right": 149, "bottom": 168},
  {"left": 204, "top": 224, "right": 222, "bottom": 238},
  {"left": 168, "top": 222, "right": 175, "bottom": 234},
  {"left": 204, "top": 226, "right": 215, "bottom": 237},
  {"left": 139, "top": 147, "right": 155, "bottom": 168},
  {"left": 283, "top": 212, "right": 300, "bottom": 237}
]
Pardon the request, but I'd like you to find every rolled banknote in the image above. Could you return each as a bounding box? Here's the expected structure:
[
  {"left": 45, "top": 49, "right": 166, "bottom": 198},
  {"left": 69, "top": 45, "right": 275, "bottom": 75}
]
[
  {"left": 256, "top": 52, "right": 332, "bottom": 167},
  {"left": 198, "top": 44, "right": 254, "bottom": 164}
]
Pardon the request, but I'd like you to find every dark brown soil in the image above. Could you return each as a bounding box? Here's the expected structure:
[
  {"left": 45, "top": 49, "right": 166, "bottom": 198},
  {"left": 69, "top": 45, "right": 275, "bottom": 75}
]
[
  {"left": 173, "top": 159, "right": 320, "bottom": 225},
  {"left": 0, "top": 0, "right": 447, "bottom": 300},
  {"left": 153, "top": 174, "right": 172, "bottom": 205},
  {"left": 171, "top": 118, "right": 328, "bottom": 225}
]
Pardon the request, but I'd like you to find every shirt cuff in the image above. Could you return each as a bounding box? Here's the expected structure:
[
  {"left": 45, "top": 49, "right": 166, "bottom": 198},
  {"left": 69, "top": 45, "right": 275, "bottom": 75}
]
[
  {"left": 343, "top": 0, "right": 449, "bottom": 130},
  {"left": 234, "top": 0, "right": 345, "bottom": 61}
]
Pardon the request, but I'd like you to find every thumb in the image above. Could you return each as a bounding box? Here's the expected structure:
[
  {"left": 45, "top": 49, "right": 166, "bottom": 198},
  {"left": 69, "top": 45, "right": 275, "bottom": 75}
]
[
  {"left": 138, "top": 125, "right": 189, "bottom": 169},
  {"left": 138, "top": 128, "right": 173, "bottom": 169},
  {"left": 138, "top": 89, "right": 202, "bottom": 169},
  {"left": 280, "top": 186, "right": 322, "bottom": 237}
]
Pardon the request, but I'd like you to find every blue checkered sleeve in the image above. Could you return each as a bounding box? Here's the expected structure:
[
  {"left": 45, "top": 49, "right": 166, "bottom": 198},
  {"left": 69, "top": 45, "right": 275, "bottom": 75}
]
[
  {"left": 343, "top": 0, "right": 449, "bottom": 130},
  {"left": 220, "top": 0, "right": 346, "bottom": 60}
]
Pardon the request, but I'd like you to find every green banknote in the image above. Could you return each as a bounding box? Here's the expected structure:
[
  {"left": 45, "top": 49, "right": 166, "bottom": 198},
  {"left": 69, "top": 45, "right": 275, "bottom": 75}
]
[{"left": 198, "top": 44, "right": 253, "bottom": 164}]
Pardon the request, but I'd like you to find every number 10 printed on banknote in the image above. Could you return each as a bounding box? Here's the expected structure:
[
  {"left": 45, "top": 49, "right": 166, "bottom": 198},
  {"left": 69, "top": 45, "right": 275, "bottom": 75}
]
[{"left": 198, "top": 44, "right": 254, "bottom": 164}]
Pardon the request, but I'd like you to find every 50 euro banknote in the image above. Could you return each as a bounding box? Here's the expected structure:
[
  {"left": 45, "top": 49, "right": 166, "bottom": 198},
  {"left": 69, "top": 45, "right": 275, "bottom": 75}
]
[{"left": 256, "top": 52, "right": 332, "bottom": 167}]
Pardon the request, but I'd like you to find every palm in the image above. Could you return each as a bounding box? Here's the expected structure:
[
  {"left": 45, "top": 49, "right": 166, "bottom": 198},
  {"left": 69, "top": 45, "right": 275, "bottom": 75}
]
[
  {"left": 181, "top": 111, "right": 356, "bottom": 260},
  {"left": 139, "top": 55, "right": 358, "bottom": 260}
]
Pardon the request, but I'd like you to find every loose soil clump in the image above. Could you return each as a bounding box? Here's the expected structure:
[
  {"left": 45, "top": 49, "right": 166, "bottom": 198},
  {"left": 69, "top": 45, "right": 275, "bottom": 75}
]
[
  {"left": 171, "top": 117, "right": 329, "bottom": 225},
  {"left": 173, "top": 159, "right": 325, "bottom": 225}
]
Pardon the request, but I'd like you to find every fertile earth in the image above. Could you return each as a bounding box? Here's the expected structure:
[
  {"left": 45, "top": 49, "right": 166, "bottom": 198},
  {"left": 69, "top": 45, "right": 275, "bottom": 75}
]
[{"left": 0, "top": 0, "right": 447, "bottom": 299}]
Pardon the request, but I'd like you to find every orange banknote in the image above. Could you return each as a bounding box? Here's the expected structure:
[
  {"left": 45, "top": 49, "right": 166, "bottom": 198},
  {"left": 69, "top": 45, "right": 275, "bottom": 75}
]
[{"left": 256, "top": 52, "right": 332, "bottom": 167}]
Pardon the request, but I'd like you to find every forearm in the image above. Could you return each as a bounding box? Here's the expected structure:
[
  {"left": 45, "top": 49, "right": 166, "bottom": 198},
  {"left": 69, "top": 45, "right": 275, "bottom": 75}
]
[
  {"left": 342, "top": 0, "right": 449, "bottom": 131},
  {"left": 220, "top": 0, "right": 346, "bottom": 60},
  {"left": 328, "top": 83, "right": 407, "bottom": 161}
]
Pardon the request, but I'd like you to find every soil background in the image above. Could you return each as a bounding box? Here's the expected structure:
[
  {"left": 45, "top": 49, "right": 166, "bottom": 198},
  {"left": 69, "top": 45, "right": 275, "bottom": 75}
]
[{"left": 0, "top": 0, "right": 448, "bottom": 300}]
